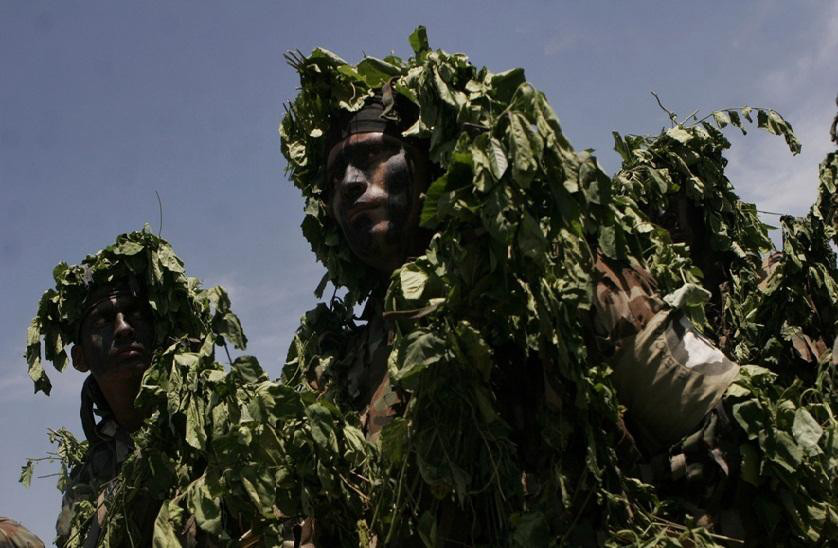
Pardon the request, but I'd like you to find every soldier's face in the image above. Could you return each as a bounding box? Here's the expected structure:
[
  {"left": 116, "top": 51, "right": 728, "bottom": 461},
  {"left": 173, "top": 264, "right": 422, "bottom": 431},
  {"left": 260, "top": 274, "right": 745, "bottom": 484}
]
[
  {"left": 327, "top": 132, "right": 429, "bottom": 272},
  {"left": 78, "top": 289, "right": 154, "bottom": 390}
]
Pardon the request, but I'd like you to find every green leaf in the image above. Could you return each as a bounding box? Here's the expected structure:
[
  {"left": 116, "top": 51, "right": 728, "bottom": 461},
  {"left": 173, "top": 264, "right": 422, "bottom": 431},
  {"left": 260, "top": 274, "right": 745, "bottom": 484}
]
[
  {"left": 420, "top": 177, "right": 447, "bottom": 228},
  {"left": 408, "top": 26, "right": 430, "bottom": 55},
  {"left": 511, "top": 512, "right": 550, "bottom": 547},
  {"left": 712, "top": 110, "right": 730, "bottom": 128},
  {"left": 488, "top": 137, "right": 509, "bottom": 181},
  {"left": 391, "top": 330, "right": 445, "bottom": 389},
  {"left": 306, "top": 402, "right": 339, "bottom": 454},
  {"left": 380, "top": 417, "right": 408, "bottom": 465},
  {"left": 741, "top": 106, "right": 753, "bottom": 122},
  {"left": 187, "top": 476, "right": 222, "bottom": 534},
  {"left": 487, "top": 68, "right": 526, "bottom": 104},
  {"left": 400, "top": 263, "right": 429, "bottom": 300},
  {"left": 454, "top": 322, "right": 492, "bottom": 381},
  {"left": 665, "top": 126, "right": 692, "bottom": 144},
  {"left": 732, "top": 399, "right": 766, "bottom": 440},
  {"left": 19, "top": 460, "right": 33, "bottom": 487},
  {"left": 792, "top": 408, "right": 823, "bottom": 454},
  {"left": 231, "top": 355, "right": 266, "bottom": 384},
  {"left": 153, "top": 500, "right": 184, "bottom": 548},
  {"left": 598, "top": 225, "right": 617, "bottom": 259},
  {"left": 357, "top": 57, "right": 402, "bottom": 88},
  {"left": 740, "top": 443, "right": 762, "bottom": 486}
]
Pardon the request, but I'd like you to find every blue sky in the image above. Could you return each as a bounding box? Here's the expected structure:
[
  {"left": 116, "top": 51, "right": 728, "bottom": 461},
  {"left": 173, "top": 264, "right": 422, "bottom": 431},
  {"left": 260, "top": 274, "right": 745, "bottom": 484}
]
[{"left": 2, "top": 1, "right": 836, "bottom": 542}]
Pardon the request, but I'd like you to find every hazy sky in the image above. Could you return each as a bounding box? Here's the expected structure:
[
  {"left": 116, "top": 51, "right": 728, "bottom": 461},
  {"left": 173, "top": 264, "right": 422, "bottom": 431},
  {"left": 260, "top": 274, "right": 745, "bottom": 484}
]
[{"left": 2, "top": 1, "right": 836, "bottom": 542}]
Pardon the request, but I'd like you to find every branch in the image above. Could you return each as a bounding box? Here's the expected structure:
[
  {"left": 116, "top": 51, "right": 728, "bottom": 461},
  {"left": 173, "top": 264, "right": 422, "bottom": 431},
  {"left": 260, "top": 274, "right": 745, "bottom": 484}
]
[{"left": 651, "top": 91, "right": 678, "bottom": 126}]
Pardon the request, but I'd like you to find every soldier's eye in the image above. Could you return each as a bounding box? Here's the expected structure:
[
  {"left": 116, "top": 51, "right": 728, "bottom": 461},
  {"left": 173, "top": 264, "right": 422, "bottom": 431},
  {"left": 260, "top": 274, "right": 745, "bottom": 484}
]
[{"left": 91, "top": 314, "right": 110, "bottom": 328}]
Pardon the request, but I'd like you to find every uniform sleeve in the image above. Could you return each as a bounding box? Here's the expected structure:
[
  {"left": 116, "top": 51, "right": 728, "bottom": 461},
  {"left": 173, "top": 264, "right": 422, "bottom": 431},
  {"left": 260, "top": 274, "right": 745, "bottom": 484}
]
[{"left": 592, "top": 256, "right": 740, "bottom": 452}]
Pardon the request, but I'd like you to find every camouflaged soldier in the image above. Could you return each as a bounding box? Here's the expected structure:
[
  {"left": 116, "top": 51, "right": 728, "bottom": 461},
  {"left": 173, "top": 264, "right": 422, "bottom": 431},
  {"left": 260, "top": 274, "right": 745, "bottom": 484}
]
[
  {"left": 46, "top": 258, "right": 160, "bottom": 546},
  {"left": 27, "top": 231, "right": 226, "bottom": 547},
  {"left": 0, "top": 517, "right": 45, "bottom": 548},
  {"left": 283, "top": 91, "right": 745, "bottom": 542}
]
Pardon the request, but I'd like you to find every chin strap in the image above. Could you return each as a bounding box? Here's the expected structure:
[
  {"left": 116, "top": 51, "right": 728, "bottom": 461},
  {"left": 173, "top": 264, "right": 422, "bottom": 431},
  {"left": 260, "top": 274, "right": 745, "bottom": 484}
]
[{"left": 79, "top": 375, "right": 113, "bottom": 443}]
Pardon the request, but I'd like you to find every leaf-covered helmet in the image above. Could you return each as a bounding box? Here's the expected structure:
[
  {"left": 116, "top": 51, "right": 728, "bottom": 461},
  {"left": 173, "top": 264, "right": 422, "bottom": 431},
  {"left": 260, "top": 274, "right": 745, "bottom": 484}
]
[
  {"left": 279, "top": 27, "right": 591, "bottom": 302},
  {"left": 26, "top": 228, "right": 218, "bottom": 395}
]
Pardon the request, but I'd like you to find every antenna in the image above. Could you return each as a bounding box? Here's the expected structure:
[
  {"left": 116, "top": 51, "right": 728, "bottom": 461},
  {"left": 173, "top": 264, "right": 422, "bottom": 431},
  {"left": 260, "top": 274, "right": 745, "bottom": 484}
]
[{"left": 154, "top": 190, "right": 164, "bottom": 237}]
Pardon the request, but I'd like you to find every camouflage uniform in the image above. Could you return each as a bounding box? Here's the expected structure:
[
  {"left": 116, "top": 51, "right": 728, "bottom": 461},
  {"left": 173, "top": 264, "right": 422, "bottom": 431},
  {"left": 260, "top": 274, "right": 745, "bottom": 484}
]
[
  {"left": 57, "top": 376, "right": 210, "bottom": 547},
  {"left": 0, "top": 517, "right": 45, "bottom": 548},
  {"left": 311, "top": 255, "right": 745, "bottom": 542},
  {"left": 594, "top": 256, "right": 751, "bottom": 538},
  {"left": 56, "top": 376, "right": 143, "bottom": 548}
]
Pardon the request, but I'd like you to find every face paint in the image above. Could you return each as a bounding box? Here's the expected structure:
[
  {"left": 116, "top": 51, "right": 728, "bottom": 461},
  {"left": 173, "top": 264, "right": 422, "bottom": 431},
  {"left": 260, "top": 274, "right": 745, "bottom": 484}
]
[{"left": 327, "top": 132, "right": 428, "bottom": 272}]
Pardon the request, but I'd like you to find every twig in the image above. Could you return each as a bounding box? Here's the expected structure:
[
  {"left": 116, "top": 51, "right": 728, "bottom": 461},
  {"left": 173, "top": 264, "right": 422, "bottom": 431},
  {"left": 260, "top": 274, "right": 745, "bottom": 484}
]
[
  {"left": 154, "top": 191, "right": 164, "bottom": 237},
  {"left": 651, "top": 91, "right": 678, "bottom": 126},
  {"left": 223, "top": 341, "right": 233, "bottom": 366}
]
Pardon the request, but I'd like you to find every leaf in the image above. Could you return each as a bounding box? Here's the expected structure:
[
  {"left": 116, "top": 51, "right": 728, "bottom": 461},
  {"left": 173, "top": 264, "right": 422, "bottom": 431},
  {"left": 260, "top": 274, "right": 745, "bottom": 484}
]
[
  {"left": 187, "top": 476, "right": 222, "bottom": 534},
  {"left": 740, "top": 443, "right": 762, "bottom": 486},
  {"left": 19, "top": 460, "right": 33, "bottom": 487},
  {"left": 380, "top": 417, "right": 408, "bottom": 465},
  {"left": 663, "top": 283, "right": 711, "bottom": 309},
  {"left": 487, "top": 137, "right": 509, "bottom": 181},
  {"left": 732, "top": 399, "right": 766, "bottom": 440},
  {"left": 507, "top": 112, "right": 537, "bottom": 185},
  {"left": 612, "top": 131, "right": 631, "bottom": 161},
  {"left": 185, "top": 396, "right": 207, "bottom": 450},
  {"left": 305, "top": 402, "right": 339, "bottom": 454},
  {"left": 518, "top": 211, "right": 548, "bottom": 260},
  {"left": 792, "top": 408, "right": 823, "bottom": 455},
  {"left": 665, "top": 126, "right": 692, "bottom": 144},
  {"left": 400, "top": 263, "right": 429, "bottom": 300},
  {"left": 231, "top": 355, "right": 266, "bottom": 384},
  {"left": 391, "top": 330, "right": 445, "bottom": 389},
  {"left": 712, "top": 110, "right": 730, "bottom": 128},
  {"left": 598, "top": 225, "right": 617, "bottom": 259},
  {"left": 767, "top": 430, "right": 804, "bottom": 472},
  {"left": 153, "top": 500, "right": 184, "bottom": 548},
  {"left": 357, "top": 57, "right": 402, "bottom": 88},
  {"left": 488, "top": 68, "right": 526, "bottom": 104},
  {"left": 420, "top": 177, "right": 447, "bottom": 228},
  {"left": 511, "top": 512, "right": 550, "bottom": 547},
  {"left": 454, "top": 322, "right": 492, "bottom": 381},
  {"left": 408, "top": 26, "right": 430, "bottom": 55},
  {"left": 741, "top": 106, "right": 753, "bottom": 122}
]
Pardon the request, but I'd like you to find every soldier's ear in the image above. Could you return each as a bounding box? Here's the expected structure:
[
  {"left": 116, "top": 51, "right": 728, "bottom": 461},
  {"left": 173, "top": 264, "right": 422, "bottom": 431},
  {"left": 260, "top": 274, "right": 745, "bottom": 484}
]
[{"left": 71, "top": 345, "right": 89, "bottom": 373}]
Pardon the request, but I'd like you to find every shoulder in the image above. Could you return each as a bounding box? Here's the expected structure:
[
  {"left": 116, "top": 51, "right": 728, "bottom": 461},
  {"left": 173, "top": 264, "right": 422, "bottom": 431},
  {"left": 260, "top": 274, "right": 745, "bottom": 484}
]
[
  {"left": 0, "top": 516, "right": 45, "bottom": 548},
  {"left": 592, "top": 254, "right": 664, "bottom": 341}
]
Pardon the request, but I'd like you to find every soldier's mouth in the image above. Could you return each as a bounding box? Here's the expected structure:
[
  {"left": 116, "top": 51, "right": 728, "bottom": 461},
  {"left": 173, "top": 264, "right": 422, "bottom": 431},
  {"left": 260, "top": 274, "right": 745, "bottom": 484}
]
[{"left": 113, "top": 345, "right": 145, "bottom": 362}]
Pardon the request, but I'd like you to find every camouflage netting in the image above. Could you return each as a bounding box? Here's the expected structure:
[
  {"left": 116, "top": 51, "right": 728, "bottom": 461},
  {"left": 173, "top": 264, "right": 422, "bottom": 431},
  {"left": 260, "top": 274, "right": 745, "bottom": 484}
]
[
  {"left": 22, "top": 27, "right": 836, "bottom": 547},
  {"left": 280, "top": 27, "right": 837, "bottom": 545},
  {"left": 24, "top": 230, "right": 376, "bottom": 546}
]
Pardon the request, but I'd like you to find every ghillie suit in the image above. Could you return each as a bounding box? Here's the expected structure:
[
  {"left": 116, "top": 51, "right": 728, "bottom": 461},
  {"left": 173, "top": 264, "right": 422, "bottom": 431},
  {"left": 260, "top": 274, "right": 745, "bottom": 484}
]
[
  {"left": 23, "top": 229, "right": 371, "bottom": 547},
  {"left": 280, "top": 27, "right": 837, "bottom": 545}
]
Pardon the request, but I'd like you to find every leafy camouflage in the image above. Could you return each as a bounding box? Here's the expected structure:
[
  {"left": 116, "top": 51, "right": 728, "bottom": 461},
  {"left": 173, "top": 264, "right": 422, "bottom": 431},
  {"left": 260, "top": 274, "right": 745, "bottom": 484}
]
[
  {"left": 280, "top": 27, "right": 837, "bottom": 545},
  {"left": 23, "top": 230, "right": 377, "bottom": 546}
]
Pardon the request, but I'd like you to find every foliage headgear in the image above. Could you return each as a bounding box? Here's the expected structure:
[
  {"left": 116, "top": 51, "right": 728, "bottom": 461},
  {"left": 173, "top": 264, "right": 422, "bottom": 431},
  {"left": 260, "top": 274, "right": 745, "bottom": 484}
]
[{"left": 26, "top": 228, "right": 243, "bottom": 395}]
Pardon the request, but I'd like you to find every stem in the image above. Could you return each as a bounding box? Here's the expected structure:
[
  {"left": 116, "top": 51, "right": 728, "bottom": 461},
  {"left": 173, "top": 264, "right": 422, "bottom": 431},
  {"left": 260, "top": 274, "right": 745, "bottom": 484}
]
[
  {"left": 154, "top": 190, "right": 164, "bottom": 237},
  {"left": 651, "top": 91, "right": 678, "bottom": 126}
]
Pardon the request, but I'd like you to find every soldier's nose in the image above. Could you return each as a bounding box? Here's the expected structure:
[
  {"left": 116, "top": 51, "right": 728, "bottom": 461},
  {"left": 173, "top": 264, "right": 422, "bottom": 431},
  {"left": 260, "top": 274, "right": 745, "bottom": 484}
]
[
  {"left": 113, "top": 312, "right": 135, "bottom": 341},
  {"left": 341, "top": 166, "right": 367, "bottom": 203}
]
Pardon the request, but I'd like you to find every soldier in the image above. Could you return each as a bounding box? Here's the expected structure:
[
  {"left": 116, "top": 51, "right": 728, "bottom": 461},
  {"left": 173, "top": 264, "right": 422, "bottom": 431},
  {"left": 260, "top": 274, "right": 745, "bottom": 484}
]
[
  {"left": 0, "top": 517, "right": 45, "bottom": 548},
  {"left": 278, "top": 34, "right": 772, "bottom": 545},
  {"left": 26, "top": 230, "right": 248, "bottom": 547}
]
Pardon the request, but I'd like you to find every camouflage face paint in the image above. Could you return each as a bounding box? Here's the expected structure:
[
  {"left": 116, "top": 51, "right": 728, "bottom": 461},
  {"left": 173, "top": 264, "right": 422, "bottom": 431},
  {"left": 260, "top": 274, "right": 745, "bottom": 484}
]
[{"left": 328, "top": 132, "right": 422, "bottom": 272}]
